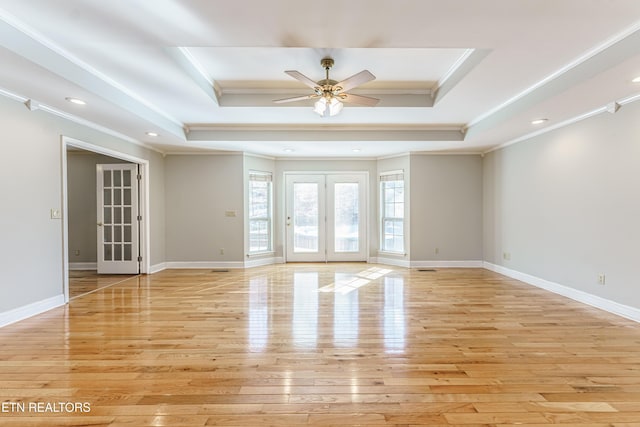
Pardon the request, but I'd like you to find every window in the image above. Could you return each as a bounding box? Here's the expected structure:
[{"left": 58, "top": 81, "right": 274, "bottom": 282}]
[
  {"left": 249, "top": 171, "right": 272, "bottom": 253},
  {"left": 380, "top": 172, "right": 404, "bottom": 253}
]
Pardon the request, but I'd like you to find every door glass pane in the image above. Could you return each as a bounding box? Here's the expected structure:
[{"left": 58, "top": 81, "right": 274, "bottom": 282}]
[
  {"left": 114, "top": 244, "right": 122, "bottom": 261},
  {"left": 103, "top": 189, "right": 112, "bottom": 206},
  {"left": 104, "top": 207, "right": 112, "bottom": 224},
  {"left": 124, "top": 207, "right": 131, "bottom": 224},
  {"left": 124, "top": 244, "right": 132, "bottom": 261},
  {"left": 103, "top": 170, "right": 111, "bottom": 187},
  {"left": 114, "top": 189, "right": 122, "bottom": 205},
  {"left": 104, "top": 244, "right": 112, "bottom": 261},
  {"left": 114, "top": 170, "right": 121, "bottom": 187},
  {"left": 123, "top": 170, "right": 131, "bottom": 186},
  {"left": 104, "top": 226, "right": 112, "bottom": 243},
  {"left": 114, "top": 226, "right": 122, "bottom": 242},
  {"left": 124, "top": 225, "right": 132, "bottom": 243},
  {"left": 114, "top": 207, "right": 122, "bottom": 224},
  {"left": 123, "top": 189, "right": 131, "bottom": 206},
  {"left": 293, "top": 183, "right": 318, "bottom": 253},
  {"left": 334, "top": 183, "right": 359, "bottom": 252}
]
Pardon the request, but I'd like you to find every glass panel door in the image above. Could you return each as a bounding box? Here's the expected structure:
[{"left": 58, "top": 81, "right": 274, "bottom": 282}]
[
  {"left": 286, "top": 173, "right": 367, "bottom": 262},
  {"left": 97, "top": 163, "right": 140, "bottom": 274},
  {"left": 327, "top": 174, "right": 367, "bottom": 261},
  {"left": 285, "top": 175, "right": 326, "bottom": 262}
]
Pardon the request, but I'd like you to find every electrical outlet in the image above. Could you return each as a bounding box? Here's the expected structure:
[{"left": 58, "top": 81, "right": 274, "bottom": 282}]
[
  {"left": 50, "top": 208, "right": 61, "bottom": 219},
  {"left": 598, "top": 274, "right": 606, "bottom": 285},
  {"left": 219, "top": 248, "right": 225, "bottom": 255},
  {"left": 503, "top": 252, "right": 511, "bottom": 260},
  {"left": 74, "top": 250, "right": 80, "bottom": 256},
  {"left": 434, "top": 247, "right": 439, "bottom": 254}
]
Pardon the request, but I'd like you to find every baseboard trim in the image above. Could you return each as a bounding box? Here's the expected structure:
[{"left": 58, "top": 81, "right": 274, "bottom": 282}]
[
  {"left": 0, "top": 294, "right": 65, "bottom": 328},
  {"left": 244, "top": 257, "right": 285, "bottom": 268},
  {"left": 164, "top": 261, "right": 245, "bottom": 269},
  {"left": 371, "top": 256, "right": 411, "bottom": 268},
  {"left": 483, "top": 262, "right": 640, "bottom": 323},
  {"left": 149, "top": 263, "right": 166, "bottom": 274},
  {"left": 411, "top": 260, "right": 484, "bottom": 268},
  {"left": 69, "top": 262, "right": 97, "bottom": 270}
]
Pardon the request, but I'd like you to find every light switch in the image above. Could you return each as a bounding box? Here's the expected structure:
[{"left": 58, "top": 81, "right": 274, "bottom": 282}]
[
  {"left": 225, "top": 210, "right": 237, "bottom": 217},
  {"left": 50, "top": 208, "right": 61, "bottom": 219}
]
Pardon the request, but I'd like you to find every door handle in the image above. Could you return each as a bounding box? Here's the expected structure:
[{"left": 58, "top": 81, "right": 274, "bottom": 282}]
[{"left": 97, "top": 222, "right": 103, "bottom": 227}]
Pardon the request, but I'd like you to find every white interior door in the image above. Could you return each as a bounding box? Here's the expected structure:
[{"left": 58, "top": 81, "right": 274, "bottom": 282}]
[
  {"left": 97, "top": 164, "right": 140, "bottom": 274},
  {"left": 286, "top": 173, "right": 367, "bottom": 262}
]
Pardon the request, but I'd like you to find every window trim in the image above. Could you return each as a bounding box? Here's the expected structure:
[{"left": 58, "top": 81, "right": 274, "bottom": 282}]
[
  {"left": 380, "top": 171, "right": 405, "bottom": 254},
  {"left": 248, "top": 171, "right": 273, "bottom": 254}
]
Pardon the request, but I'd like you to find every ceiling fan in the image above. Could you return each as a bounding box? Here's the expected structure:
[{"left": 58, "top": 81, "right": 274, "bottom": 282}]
[{"left": 274, "top": 57, "right": 379, "bottom": 116}]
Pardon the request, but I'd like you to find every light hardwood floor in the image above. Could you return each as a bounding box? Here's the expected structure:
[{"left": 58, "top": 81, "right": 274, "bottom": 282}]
[
  {"left": 68, "top": 270, "right": 139, "bottom": 299},
  {"left": 1, "top": 264, "right": 640, "bottom": 426}
]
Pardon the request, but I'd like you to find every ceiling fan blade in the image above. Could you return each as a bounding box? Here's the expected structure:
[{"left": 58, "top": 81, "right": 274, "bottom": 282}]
[
  {"left": 334, "top": 70, "right": 375, "bottom": 92},
  {"left": 340, "top": 93, "right": 380, "bottom": 107},
  {"left": 285, "top": 70, "right": 320, "bottom": 89},
  {"left": 273, "top": 94, "right": 318, "bottom": 104}
]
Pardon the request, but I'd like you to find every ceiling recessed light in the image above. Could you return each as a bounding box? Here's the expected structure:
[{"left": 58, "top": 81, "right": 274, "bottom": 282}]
[
  {"left": 531, "top": 118, "right": 548, "bottom": 125},
  {"left": 65, "top": 97, "right": 86, "bottom": 105},
  {"left": 146, "top": 132, "right": 158, "bottom": 137},
  {"left": 632, "top": 76, "right": 640, "bottom": 83},
  {"left": 283, "top": 148, "right": 294, "bottom": 153},
  {"left": 352, "top": 148, "right": 361, "bottom": 152}
]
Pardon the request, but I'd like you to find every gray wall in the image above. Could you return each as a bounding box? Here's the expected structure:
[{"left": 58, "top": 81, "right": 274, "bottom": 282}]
[
  {"left": 164, "top": 154, "right": 245, "bottom": 263},
  {"left": 483, "top": 100, "right": 640, "bottom": 308},
  {"left": 67, "top": 151, "right": 131, "bottom": 263},
  {"left": 410, "top": 154, "right": 483, "bottom": 261},
  {"left": 0, "top": 95, "right": 165, "bottom": 313}
]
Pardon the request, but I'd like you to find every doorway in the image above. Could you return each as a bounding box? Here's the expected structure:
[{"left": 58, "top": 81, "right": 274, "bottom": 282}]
[
  {"left": 62, "top": 136, "right": 150, "bottom": 303},
  {"left": 285, "top": 173, "right": 367, "bottom": 262}
]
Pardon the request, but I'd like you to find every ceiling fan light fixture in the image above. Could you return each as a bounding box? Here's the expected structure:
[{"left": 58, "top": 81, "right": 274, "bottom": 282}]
[
  {"left": 313, "top": 97, "right": 328, "bottom": 116},
  {"left": 632, "top": 75, "right": 640, "bottom": 83},
  {"left": 328, "top": 97, "right": 343, "bottom": 116}
]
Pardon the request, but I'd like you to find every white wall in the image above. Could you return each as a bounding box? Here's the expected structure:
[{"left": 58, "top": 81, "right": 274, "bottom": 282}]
[
  {"left": 0, "top": 95, "right": 165, "bottom": 317},
  {"left": 164, "top": 154, "right": 245, "bottom": 264},
  {"left": 410, "top": 154, "right": 483, "bottom": 262},
  {"left": 483, "top": 100, "right": 640, "bottom": 309}
]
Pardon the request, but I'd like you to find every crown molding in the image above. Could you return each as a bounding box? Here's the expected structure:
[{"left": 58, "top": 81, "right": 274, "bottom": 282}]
[{"left": 0, "top": 9, "right": 186, "bottom": 140}]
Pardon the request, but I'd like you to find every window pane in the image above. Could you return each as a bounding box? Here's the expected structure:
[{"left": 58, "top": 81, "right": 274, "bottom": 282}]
[
  {"left": 381, "top": 179, "right": 404, "bottom": 253},
  {"left": 334, "top": 183, "right": 359, "bottom": 252},
  {"left": 248, "top": 177, "right": 272, "bottom": 253},
  {"left": 293, "top": 183, "right": 318, "bottom": 253}
]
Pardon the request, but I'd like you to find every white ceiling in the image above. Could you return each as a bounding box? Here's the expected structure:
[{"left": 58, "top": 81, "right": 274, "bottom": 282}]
[{"left": 1, "top": 0, "right": 639, "bottom": 157}]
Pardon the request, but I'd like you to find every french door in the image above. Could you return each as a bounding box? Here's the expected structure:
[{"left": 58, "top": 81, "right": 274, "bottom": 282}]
[
  {"left": 285, "top": 173, "right": 367, "bottom": 262},
  {"left": 97, "top": 164, "right": 140, "bottom": 274}
]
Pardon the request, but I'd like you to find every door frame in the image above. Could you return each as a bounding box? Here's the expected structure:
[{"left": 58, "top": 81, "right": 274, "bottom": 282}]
[
  {"left": 61, "top": 136, "right": 150, "bottom": 303},
  {"left": 283, "top": 171, "right": 369, "bottom": 263}
]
